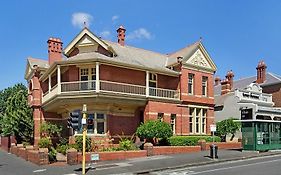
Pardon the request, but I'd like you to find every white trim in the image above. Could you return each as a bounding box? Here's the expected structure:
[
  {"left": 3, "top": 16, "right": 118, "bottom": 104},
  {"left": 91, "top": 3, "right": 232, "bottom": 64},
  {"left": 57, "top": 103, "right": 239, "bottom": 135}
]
[
  {"left": 48, "top": 75, "right": 51, "bottom": 93},
  {"left": 96, "top": 62, "right": 100, "bottom": 92},
  {"left": 57, "top": 65, "right": 61, "bottom": 94},
  {"left": 146, "top": 71, "right": 149, "bottom": 97}
]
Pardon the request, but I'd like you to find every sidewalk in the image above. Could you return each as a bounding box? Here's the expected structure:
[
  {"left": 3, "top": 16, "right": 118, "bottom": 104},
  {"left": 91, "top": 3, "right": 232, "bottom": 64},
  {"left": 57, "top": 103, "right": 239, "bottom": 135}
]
[{"left": 87, "top": 149, "right": 281, "bottom": 175}]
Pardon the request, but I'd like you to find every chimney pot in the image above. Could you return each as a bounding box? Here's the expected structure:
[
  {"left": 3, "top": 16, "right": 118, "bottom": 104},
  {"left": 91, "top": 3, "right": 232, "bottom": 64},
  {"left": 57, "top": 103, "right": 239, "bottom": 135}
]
[
  {"left": 117, "top": 25, "right": 126, "bottom": 46},
  {"left": 256, "top": 60, "right": 267, "bottom": 84}
]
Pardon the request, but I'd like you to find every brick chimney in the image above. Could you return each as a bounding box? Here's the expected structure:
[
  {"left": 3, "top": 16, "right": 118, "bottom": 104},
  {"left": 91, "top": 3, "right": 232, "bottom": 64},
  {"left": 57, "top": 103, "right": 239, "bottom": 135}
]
[
  {"left": 117, "top": 26, "right": 126, "bottom": 46},
  {"left": 256, "top": 60, "right": 267, "bottom": 84},
  {"left": 221, "top": 79, "right": 231, "bottom": 95},
  {"left": 47, "top": 37, "right": 63, "bottom": 65},
  {"left": 214, "top": 76, "right": 221, "bottom": 86},
  {"left": 225, "top": 70, "right": 234, "bottom": 89}
]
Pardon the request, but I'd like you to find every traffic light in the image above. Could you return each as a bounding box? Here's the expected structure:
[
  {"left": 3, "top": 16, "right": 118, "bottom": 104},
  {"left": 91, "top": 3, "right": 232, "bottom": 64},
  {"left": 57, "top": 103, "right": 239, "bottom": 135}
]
[{"left": 70, "top": 110, "right": 81, "bottom": 131}]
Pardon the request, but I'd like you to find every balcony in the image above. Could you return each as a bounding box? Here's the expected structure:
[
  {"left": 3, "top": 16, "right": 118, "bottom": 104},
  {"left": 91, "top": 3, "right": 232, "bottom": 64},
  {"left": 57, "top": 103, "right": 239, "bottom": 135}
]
[{"left": 42, "top": 80, "right": 179, "bottom": 104}]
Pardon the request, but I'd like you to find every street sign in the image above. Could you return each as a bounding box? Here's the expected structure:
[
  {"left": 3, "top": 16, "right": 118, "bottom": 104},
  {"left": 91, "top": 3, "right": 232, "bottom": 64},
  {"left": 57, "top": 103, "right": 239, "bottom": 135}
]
[
  {"left": 91, "top": 154, "right": 100, "bottom": 161},
  {"left": 210, "top": 124, "right": 216, "bottom": 132}
]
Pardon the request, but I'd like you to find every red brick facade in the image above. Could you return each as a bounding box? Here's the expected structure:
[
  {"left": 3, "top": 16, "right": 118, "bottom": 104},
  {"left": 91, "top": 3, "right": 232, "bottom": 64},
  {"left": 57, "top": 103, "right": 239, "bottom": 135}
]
[{"left": 26, "top": 27, "right": 217, "bottom": 145}]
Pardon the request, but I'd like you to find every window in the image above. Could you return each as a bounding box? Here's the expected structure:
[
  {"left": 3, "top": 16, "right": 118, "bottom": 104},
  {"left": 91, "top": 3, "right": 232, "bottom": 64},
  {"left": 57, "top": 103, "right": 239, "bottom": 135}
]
[
  {"left": 171, "top": 114, "right": 176, "bottom": 134},
  {"left": 189, "top": 108, "right": 207, "bottom": 134},
  {"left": 149, "top": 73, "right": 157, "bottom": 87},
  {"left": 149, "top": 73, "right": 157, "bottom": 96},
  {"left": 189, "top": 108, "right": 194, "bottom": 133},
  {"left": 188, "top": 73, "right": 194, "bottom": 94},
  {"left": 202, "top": 76, "right": 208, "bottom": 96},
  {"left": 80, "top": 67, "right": 96, "bottom": 90},
  {"left": 86, "top": 113, "right": 107, "bottom": 135},
  {"left": 157, "top": 113, "right": 164, "bottom": 122}
]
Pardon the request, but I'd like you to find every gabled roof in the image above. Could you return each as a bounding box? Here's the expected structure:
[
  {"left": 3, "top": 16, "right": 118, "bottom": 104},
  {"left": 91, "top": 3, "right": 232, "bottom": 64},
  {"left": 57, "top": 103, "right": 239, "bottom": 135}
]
[
  {"left": 24, "top": 57, "right": 49, "bottom": 80},
  {"left": 67, "top": 39, "right": 178, "bottom": 75},
  {"left": 167, "top": 40, "right": 217, "bottom": 72},
  {"left": 214, "top": 72, "right": 281, "bottom": 96},
  {"left": 64, "top": 27, "right": 114, "bottom": 57}
]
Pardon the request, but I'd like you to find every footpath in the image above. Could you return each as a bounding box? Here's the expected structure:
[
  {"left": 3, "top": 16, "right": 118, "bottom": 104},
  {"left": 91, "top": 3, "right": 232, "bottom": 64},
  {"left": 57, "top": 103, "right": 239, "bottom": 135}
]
[{"left": 84, "top": 149, "right": 281, "bottom": 175}]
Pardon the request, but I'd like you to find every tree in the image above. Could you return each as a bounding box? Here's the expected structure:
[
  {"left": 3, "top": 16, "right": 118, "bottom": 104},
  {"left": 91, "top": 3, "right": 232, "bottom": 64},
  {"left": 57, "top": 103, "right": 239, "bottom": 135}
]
[
  {"left": 216, "top": 118, "right": 241, "bottom": 142},
  {"left": 0, "top": 84, "right": 33, "bottom": 143},
  {"left": 136, "top": 120, "right": 173, "bottom": 145}
]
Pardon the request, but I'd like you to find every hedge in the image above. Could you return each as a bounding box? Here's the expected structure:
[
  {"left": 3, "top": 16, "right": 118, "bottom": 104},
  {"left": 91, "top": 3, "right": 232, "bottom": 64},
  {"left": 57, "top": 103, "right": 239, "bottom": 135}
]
[{"left": 168, "top": 136, "right": 221, "bottom": 146}]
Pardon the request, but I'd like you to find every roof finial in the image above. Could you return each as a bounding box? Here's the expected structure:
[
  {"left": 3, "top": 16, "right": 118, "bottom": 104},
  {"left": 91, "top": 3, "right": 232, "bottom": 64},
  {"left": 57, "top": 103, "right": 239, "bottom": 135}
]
[
  {"left": 83, "top": 21, "right": 87, "bottom": 28},
  {"left": 199, "top": 36, "right": 203, "bottom": 42}
]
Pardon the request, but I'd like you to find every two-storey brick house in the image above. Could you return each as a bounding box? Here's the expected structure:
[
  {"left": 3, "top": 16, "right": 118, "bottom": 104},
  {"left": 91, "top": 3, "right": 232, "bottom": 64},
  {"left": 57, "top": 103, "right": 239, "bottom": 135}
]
[{"left": 24, "top": 26, "right": 217, "bottom": 145}]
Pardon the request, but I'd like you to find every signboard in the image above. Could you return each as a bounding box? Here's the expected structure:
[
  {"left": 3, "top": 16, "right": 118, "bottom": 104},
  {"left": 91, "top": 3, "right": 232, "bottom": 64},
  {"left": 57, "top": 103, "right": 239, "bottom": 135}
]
[
  {"left": 91, "top": 154, "right": 99, "bottom": 161},
  {"left": 81, "top": 118, "right": 87, "bottom": 125},
  {"left": 210, "top": 124, "right": 216, "bottom": 132},
  {"left": 241, "top": 108, "right": 253, "bottom": 120}
]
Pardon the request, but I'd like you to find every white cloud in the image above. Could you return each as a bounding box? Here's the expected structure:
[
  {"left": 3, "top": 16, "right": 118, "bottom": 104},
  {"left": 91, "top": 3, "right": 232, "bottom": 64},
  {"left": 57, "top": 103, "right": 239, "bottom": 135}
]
[
  {"left": 100, "top": 30, "right": 111, "bottom": 39},
  {"left": 72, "top": 12, "right": 93, "bottom": 29},
  {"left": 112, "top": 15, "right": 119, "bottom": 22},
  {"left": 127, "top": 28, "right": 152, "bottom": 40}
]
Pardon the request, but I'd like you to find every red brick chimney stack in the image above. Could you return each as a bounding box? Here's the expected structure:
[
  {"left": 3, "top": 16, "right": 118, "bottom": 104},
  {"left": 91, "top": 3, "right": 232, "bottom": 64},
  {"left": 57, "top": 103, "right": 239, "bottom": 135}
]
[
  {"left": 47, "top": 37, "right": 63, "bottom": 65},
  {"left": 225, "top": 70, "right": 234, "bottom": 89},
  {"left": 221, "top": 79, "right": 231, "bottom": 95},
  {"left": 256, "top": 60, "right": 267, "bottom": 84},
  {"left": 214, "top": 76, "right": 221, "bottom": 86},
  {"left": 117, "top": 26, "right": 126, "bottom": 46}
]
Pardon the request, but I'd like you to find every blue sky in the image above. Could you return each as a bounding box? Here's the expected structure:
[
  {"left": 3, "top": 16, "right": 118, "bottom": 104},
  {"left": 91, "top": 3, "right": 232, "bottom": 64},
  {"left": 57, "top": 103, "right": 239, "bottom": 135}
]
[{"left": 0, "top": 0, "right": 281, "bottom": 90}]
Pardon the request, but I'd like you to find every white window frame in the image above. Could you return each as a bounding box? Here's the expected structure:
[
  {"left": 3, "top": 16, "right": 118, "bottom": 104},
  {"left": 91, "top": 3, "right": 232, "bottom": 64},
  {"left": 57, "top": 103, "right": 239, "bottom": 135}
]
[
  {"left": 171, "top": 114, "right": 176, "bottom": 134},
  {"left": 189, "top": 108, "right": 207, "bottom": 134},
  {"left": 188, "top": 73, "right": 194, "bottom": 95},
  {"left": 202, "top": 76, "right": 208, "bottom": 96},
  {"left": 149, "top": 73, "right": 157, "bottom": 88}
]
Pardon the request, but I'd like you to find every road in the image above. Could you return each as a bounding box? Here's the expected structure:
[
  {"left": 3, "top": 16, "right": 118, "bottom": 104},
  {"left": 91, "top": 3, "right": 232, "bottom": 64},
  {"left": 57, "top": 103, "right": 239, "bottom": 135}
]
[{"left": 155, "top": 154, "right": 281, "bottom": 175}]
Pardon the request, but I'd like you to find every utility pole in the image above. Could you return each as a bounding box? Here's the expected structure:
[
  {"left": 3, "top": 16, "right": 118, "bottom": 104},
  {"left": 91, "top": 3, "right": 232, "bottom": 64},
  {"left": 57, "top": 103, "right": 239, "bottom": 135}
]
[{"left": 82, "top": 104, "right": 87, "bottom": 175}]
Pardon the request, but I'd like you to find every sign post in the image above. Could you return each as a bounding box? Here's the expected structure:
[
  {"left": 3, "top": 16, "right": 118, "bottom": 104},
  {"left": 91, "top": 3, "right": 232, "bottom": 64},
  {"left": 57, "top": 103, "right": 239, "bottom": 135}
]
[
  {"left": 210, "top": 124, "right": 216, "bottom": 159},
  {"left": 82, "top": 104, "right": 87, "bottom": 175}
]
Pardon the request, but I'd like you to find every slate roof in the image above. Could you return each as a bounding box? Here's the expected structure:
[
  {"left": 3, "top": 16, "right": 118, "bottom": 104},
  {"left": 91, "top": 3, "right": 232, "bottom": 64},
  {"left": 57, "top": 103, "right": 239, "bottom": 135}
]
[
  {"left": 214, "top": 72, "right": 281, "bottom": 96},
  {"left": 67, "top": 39, "right": 184, "bottom": 74},
  {"left": 27, "top": 57, "right": 49, "bottom": 69}
]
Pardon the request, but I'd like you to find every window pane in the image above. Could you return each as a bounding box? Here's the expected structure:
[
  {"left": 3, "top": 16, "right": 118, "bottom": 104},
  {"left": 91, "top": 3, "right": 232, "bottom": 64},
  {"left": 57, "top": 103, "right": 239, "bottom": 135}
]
[
  {"left": 97, "top": 122, "right": 105, "bottom": 134},
  {"left": 97, "top": 113, "right": 104, "bottom": 119},
  {"left": 189, "top": 123, "right": 193, "bottom": 133},
  {"left": 189, "top": 108, "right": 194, "bottom": 116}
]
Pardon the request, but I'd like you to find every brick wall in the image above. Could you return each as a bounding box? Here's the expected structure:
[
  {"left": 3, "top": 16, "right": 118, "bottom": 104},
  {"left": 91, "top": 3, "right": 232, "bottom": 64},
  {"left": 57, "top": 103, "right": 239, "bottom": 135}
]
[
  {"left": 100, "top": 65, "right": 146, "bottom": 85},
  {"left": 108, "top": 114, "right": 140, "bottom": 137},
  {"left": 180, "top": 68, "right": 214, "bottom": 105},
  {"left": 263, "top": 84, "right": 281, "bottom": 107},
  {"left": 206, "top": 142, "right": 242, "bottom": 150},
  {"left": 153, "top": 146, "right": 201, "bottom": 155}
]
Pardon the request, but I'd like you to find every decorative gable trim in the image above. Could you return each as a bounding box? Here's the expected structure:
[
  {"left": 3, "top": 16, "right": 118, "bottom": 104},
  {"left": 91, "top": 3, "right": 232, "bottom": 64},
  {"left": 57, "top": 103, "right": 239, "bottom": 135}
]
[
  {"left": 64, "top": 28, "right": 115, "bottom": 57},
  {"left": 182, "top": 42, "right": 217, "bottom": 73}
]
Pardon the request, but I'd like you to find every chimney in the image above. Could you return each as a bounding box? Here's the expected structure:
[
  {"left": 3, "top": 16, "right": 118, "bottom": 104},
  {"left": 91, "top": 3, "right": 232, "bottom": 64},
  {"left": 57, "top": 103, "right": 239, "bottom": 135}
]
[
  {"left": 214, "top": 76, "right": 221, "bottom": 86},
  {"left": 225, "top": 70, "right": 234, "bottom": 89},
  {"left": 47, "top": 37, "right": 63, "bottom": 65},
  {"left": 221, "top": 79, "right": 231, "bottom": 95},
  {"left": 256, "top": 60, "right": 267, "bottom": 84},
  {"left": 117, "top": 25, "right": 126, "bottom": 46}
]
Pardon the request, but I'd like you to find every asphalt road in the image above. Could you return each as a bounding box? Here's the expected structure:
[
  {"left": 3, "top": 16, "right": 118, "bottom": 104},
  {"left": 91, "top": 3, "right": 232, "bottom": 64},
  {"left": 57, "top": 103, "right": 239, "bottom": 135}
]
[{"left": 156, "top": 154, "right": 281, "bottom": 175}]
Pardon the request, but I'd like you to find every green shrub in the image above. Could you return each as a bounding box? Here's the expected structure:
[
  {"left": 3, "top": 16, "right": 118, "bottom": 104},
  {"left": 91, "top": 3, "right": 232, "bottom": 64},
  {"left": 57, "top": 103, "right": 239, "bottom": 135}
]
[
  {"left": 48, "top": 147, "right": 57, "bottom": 162},
  {"left": 38, "top": 137, "right": 52, "bottom": 149},
  {"left": 74, "top": 136, "right": 91, "bottom": 152},
  {"left": 168, "top": 136, "right": 221, "bottom": 146},
  {"left": 56, "top": 138, "right": 70, "bottom": 155},
  {"left": 136, "top": 120, "right": 173, "bottom": 143},
  {"left": 56, "top": 144, "right": 69, "bottom": 155},
  {"left": 40, "top": 122, "right": 62, "bottom": 137}
]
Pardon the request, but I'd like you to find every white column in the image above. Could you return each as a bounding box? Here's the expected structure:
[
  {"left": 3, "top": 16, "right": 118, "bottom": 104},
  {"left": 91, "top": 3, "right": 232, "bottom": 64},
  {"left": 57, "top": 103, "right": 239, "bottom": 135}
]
[
  {"left": 48, "top": 75, "right": 51, "bottom": 93},
  {"left": 57, "top": 65, "right": 61, "bottom": 94},
  {"left": 96, "top": 62, "right": 100, "bottom": 92},
  {"left": 146, "top": 71, "right": 149, "bottom": 97}
]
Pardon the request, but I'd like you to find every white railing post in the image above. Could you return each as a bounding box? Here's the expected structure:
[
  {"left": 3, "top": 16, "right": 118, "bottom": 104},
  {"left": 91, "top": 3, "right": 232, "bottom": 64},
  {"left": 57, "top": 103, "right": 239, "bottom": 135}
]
[
  {"left": 146, "top": 71, "right": 149, "bottom": 97},
  {"left": 96, "top": 62, "right": 100, "bottom": 92},
  {"left": 48, "top": 75, "right": 51, "bottom": 93},
  {"left": 57, "top": 65, "right": 61, "bottom": 94}
]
